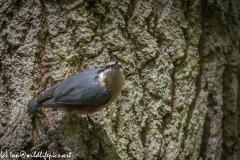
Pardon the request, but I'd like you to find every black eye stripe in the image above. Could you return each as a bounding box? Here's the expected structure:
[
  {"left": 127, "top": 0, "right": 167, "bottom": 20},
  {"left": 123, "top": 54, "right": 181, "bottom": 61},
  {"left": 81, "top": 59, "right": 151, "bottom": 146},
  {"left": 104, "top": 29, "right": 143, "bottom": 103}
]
[
  {"left": 106, "top": 64, "right": 114, "bottom": 68},
  {"left": 105, "top": 63, "right": 122, "bottom": 69}
]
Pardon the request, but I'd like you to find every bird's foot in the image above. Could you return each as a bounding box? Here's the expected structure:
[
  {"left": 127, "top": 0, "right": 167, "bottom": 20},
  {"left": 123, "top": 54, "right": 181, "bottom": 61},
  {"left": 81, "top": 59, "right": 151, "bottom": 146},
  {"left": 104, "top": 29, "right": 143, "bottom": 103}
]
[
  {"left": 87, "top": 115, "right": 95, "bottom": 130},
  {"left": 62, "top": 112, "right": 77, "bottom": 130},
  {"left": 68, "top": 112, "right": 81, "bottom": 122}
]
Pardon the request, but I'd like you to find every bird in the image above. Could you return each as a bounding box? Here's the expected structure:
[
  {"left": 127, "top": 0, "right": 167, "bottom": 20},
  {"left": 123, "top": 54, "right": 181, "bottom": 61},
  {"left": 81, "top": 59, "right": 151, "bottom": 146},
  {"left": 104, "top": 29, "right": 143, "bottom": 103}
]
[{"left": 27, "top": 61, "right": 125, "bottom": 121}]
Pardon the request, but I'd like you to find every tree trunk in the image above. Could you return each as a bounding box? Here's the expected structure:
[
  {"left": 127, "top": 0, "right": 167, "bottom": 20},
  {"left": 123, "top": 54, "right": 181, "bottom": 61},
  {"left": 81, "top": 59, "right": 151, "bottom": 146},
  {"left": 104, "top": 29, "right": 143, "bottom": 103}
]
[{"left": 0, "top": 0, "right": 239, "bottom": 159}]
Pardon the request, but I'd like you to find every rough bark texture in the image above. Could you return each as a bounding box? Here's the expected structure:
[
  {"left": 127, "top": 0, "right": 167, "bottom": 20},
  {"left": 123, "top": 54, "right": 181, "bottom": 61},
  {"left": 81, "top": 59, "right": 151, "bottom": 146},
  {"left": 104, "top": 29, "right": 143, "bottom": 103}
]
[{"left": 0, "top": 0, "right": 239, "bottom": 159}]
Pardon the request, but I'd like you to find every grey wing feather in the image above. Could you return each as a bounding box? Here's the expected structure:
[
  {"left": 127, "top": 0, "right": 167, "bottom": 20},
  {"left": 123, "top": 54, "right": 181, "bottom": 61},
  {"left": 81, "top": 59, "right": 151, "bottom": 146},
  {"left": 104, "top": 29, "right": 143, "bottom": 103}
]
[
  {"left": 40, "top": 68, "right": 111, "bottom": 107},
  {"left": 36, "top": 78, "right": 69, "bottom": 103}
]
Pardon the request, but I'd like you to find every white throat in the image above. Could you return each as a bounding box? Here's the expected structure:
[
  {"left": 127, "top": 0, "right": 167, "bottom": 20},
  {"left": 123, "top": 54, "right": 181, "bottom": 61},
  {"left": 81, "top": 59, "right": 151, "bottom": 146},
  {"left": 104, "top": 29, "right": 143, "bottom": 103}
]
[{"left": 99, "top": 68, "right": 125, "bottom": 97}]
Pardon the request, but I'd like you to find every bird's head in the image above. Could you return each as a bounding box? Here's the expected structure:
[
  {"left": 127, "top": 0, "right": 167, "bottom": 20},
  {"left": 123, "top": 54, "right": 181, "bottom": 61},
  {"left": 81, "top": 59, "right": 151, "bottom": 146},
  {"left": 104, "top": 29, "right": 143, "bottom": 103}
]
[
  {"left": 99, "top": 61, "right": 125, "bottom": 93},
  {"left": 103, "top": 61, "right": 123, "bottom": 75}
]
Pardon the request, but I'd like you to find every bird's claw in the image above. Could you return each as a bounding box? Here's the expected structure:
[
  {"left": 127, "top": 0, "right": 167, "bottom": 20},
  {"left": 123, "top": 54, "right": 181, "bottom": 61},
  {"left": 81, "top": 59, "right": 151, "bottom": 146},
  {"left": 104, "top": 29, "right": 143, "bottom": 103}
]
[{"left": 87, "top": 115, "right": 95, "bottom": 130}]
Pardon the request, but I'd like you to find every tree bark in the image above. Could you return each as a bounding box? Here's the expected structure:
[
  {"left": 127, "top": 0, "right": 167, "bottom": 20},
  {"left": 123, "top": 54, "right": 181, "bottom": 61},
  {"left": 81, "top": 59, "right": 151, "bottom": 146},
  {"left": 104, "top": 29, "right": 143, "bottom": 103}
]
[{"left": 0, "top": 0, "right": 239, "bottom": 159}]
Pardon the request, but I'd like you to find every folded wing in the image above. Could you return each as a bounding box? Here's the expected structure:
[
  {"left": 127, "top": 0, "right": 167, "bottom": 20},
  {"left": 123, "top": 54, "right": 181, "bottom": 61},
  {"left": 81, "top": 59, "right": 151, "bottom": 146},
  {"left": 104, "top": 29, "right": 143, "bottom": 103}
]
[{"left": 36, "top": 69, "right": 111, "bottom": 108}]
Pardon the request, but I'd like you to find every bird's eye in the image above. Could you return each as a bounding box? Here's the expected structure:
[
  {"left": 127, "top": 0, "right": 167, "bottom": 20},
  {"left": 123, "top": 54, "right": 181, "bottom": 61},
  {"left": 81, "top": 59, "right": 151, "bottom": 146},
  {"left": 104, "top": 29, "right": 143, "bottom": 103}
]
[{"left": 107, "top": 65, "right": 114, "bottom": 69}]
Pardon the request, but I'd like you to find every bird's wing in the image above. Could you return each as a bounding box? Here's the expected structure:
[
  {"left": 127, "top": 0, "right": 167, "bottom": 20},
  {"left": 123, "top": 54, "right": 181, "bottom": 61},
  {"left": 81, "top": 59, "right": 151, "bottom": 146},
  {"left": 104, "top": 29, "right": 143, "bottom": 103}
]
[
  {"left": 38, "top": 69, "right": 111, "bottom": 107},
  {"left": 36, "top": 78, "right": 69, "bottom": 103}
]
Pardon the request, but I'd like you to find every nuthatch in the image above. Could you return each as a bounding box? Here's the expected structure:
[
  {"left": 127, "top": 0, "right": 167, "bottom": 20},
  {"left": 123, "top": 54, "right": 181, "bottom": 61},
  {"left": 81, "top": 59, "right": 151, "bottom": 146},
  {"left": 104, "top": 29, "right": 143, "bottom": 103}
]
[{"left": 27, "top": 61, "right": 125, "bottom": 120}]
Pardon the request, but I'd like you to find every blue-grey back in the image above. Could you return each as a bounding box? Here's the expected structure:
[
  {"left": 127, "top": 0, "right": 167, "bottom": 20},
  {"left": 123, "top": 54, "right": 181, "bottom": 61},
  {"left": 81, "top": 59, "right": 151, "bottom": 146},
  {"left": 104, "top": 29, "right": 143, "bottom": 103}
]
[{"left": 39, "top": 68, "right": 111, "bottom": 107}]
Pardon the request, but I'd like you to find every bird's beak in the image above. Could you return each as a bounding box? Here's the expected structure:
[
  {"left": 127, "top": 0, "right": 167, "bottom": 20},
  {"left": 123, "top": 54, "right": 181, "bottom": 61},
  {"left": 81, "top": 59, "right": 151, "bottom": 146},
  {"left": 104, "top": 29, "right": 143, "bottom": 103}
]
[{"left": 113, "top": 61, "right": 119, "bottom": 69}]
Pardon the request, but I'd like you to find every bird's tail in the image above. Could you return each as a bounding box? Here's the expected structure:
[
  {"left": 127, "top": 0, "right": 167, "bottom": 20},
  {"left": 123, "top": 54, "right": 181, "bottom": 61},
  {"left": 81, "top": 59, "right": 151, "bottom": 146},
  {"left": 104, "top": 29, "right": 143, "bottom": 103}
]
[{"left": 27, "top": 98, "right": 40, "bottom": 112}]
